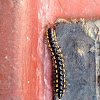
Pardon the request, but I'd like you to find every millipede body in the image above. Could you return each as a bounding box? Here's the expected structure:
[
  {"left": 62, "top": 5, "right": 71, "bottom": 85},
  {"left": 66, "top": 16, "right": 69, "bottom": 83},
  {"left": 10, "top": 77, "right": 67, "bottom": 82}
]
[{"left": 46, "top": 26, "right": 67, "bottom": 99}]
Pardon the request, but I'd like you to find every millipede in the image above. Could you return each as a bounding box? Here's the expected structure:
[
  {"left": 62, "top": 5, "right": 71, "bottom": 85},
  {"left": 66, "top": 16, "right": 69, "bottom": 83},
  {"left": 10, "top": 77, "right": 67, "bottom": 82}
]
[{"left": 45, "top": 22, "right": 67, "bottom": 99}]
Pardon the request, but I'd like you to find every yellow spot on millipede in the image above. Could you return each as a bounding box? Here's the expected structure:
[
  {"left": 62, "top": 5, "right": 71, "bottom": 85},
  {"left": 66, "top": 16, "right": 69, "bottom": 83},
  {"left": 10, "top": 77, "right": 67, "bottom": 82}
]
[
  {"left": 63, "top": 89, "right": 65, "bottom": 92},
  {"left": 46, "top": 31, "right": 48, "bottom": 35},
  {"left": 55, "top": 65, "right": 57, "bottom": 68},
  {"left": 61, "top": 54, "right": 63, "bottom": 57},
  {"left": 63, "top": 64, "right": 65, "bottom": 67},
  {"left": 64, "top": 79, "right": 66, "bottom": 82},
  {"left": 56, "top": 84, "right": 58, "bottom": 87},
  {"left": 56, "top": 89, "right": 58, "bottom": 92},
  {"left": 55, "top": 60, "right": 57, "bottom": 63},
  {"left": 53, "top": 56, "right": 56, "bottom": 59},
  {"left": 54, "top": 30, "right": 56, "bottom": 36},
  {"left": 63, "top": 69, "right": 65, "bottom": 72},
  {"left": 47, "top": 40, "right": 49, "bottom": 43},
  {"left": 56, "top": 42, "right": 58, "bottom": 45},
  {"left": 55, "top": 38, "right": 57, "bottom": 41},
  {"left": 56, "top": 79, "right": 58, "bottom": 83},
  {"left": 49, "top": 44, "right": 51, "bottom": 47},
  {"left": 59, "top": 48, "right": 61, "bottom": 52},
  {"left": 62, "top": 59, "right": 64, "bottom": 62},
  {"left": 57, "top": 45, "right": 59, "bottom": 48},
  {"left": 54, "top": 35, "right": 57, "bottom": 39},
  {"left": 46, "top": 35, "right": 49, "bottom": 38},
  {"left": 64, "top": 74, "right": 65, "bottom": 77},
  {"left": 52, "top": 52, "right": 54, "bottom": 55},
  {"left": 50, "top": 48, "right": 53, "bottom": 51},
  {"left": 64, "top": 84, "right": 66, "bottom": 88},
  {"left": 56, "top": 70, "right": 58, "bottom": 73},
  {"left": 56, "top": 74, "right": 58, "bottom": 78}
]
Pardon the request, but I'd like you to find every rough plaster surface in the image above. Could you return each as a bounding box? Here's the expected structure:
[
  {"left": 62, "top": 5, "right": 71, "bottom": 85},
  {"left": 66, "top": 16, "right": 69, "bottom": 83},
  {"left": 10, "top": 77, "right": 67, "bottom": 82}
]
[{"left": 55, "top": 20, "right": 100, "bottom": 100}]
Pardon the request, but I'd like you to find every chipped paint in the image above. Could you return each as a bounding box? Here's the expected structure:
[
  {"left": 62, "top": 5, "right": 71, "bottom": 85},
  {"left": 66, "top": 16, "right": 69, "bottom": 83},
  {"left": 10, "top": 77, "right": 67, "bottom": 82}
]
[{"left": 77, "top": 48, "right": 84, "bottom": 57}]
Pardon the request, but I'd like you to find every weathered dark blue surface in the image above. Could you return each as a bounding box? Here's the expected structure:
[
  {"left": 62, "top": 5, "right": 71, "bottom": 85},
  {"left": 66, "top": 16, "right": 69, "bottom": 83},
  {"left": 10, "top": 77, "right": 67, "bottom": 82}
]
[{"left": 56, "top": 23, "right": 96, "bottom": 100}]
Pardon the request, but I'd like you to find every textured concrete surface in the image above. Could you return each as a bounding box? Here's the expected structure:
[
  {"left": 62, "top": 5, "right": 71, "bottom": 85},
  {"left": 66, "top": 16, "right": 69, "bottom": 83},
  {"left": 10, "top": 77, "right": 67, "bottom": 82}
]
[{"left": 55, "top": 20, "right": 100, "bottom": 100}]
